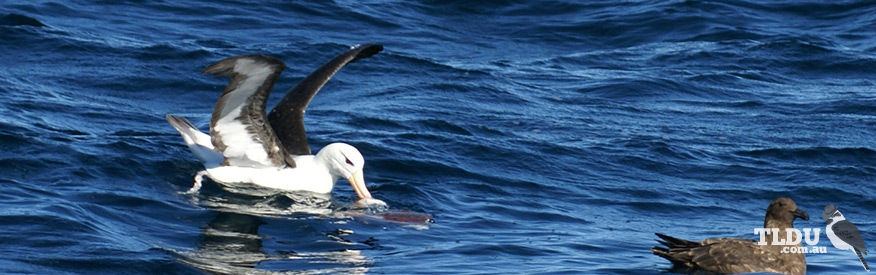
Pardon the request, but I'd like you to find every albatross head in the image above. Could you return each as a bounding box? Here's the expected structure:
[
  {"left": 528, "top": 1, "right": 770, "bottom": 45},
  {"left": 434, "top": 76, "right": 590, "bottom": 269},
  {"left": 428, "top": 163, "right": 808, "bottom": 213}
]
[{"left": 318, "top": 143, "right": 386, "bottom": 207}]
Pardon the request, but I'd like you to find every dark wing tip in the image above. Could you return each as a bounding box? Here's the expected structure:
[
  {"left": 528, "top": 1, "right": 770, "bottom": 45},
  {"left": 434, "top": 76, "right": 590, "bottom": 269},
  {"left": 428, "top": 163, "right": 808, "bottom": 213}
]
[
  {"left": 656, "top": 233, "right": 680, "bottom": 243},
  {"left": 202, "top": 54, "right": 286, "bottom": 76},
  {"left": 651, "top": 246, "right": 669, "bottom": 257},
  {"left": 350, "top": 43, "right": 383, "bottom": 62},
  {"left": 652, "top": 245, "right": 689, "bottom": 267},
  {"left": 655, "top": 233, "right": 701, "bottom": 249},
  {"left": 166, "top": 114, "right": 196, "bottom": 130}
]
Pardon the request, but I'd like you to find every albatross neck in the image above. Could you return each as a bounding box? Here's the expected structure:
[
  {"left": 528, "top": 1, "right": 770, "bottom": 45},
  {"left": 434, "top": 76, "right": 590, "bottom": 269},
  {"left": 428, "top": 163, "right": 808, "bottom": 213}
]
[{"left": 313, "top": 148, "right": 341, "bottom": 182}]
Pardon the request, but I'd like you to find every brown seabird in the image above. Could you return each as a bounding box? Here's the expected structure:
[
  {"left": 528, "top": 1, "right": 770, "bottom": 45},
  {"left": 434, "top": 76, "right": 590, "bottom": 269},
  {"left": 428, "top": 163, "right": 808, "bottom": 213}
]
[{"left": 652, "top": 197, "right": 810, "bottom": 275}]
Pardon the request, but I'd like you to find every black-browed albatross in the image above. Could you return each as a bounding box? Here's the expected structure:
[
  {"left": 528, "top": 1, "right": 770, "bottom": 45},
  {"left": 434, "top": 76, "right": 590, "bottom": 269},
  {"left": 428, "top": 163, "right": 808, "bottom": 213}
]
[
  {"left": 166, "top": 44, "right": 385, "bottom": 206},
  {"left": 652, "top": 197, "right": 809, "bottom": 275}
]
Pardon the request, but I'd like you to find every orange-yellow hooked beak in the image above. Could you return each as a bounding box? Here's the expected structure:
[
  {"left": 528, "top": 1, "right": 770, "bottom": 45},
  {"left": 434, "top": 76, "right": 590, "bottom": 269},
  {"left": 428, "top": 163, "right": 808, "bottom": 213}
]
[{"left": 347, "top": 170, "right": 373, "bottom": 200}]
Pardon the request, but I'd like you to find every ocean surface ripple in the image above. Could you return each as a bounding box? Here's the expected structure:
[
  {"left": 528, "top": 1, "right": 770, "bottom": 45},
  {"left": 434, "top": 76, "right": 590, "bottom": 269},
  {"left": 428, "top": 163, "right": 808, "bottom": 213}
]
[{"left": 0, "top": 1, "right": 874, "bottom": 274}]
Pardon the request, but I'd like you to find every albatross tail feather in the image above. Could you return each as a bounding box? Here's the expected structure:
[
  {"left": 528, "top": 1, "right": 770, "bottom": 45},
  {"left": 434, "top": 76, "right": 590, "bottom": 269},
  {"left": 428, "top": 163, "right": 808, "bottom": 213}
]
[
  {"left": 166, "top": 114, "right": 222, "bottom": 167},
  {"left": 167, "top": 115, "right": 199, "bottom": 141}
]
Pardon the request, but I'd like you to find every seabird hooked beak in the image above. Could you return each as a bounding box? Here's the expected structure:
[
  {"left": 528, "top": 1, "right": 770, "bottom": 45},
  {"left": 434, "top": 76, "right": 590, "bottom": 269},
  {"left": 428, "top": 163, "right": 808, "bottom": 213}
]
[
  {"left": 347, "top": 170, "right": 387, "bottom": 208},
  {"left": 347, "top": 170, "right": 372, "bottom": 200},
  {"left": 791, "top": 209, "right": 809, "bottom": 221}
]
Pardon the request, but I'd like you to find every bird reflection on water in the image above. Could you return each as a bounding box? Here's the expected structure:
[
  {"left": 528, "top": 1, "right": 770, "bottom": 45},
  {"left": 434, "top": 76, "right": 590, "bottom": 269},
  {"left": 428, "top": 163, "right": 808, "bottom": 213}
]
[{"left": 177, "top": 190, "right": 374, "bottom": 274}]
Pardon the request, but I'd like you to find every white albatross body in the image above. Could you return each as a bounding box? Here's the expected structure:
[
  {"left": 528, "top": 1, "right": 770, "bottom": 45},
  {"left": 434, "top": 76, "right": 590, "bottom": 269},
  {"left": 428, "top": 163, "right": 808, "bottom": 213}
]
[
  {"left": 169, "top": 120, "right": 343, "bottom": 194},
  {"left": 208, "top": 157, "right": 332, "bottom": 193},
  {"left": 166, "top": 44, "right": 385, "bottom": 206}
]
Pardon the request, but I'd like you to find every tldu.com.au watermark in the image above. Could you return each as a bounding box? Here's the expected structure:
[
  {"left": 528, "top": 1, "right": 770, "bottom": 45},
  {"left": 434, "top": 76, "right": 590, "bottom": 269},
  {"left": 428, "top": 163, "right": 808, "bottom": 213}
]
[{"left": 753, "top": 228, "right": 829, "bottom": 254}]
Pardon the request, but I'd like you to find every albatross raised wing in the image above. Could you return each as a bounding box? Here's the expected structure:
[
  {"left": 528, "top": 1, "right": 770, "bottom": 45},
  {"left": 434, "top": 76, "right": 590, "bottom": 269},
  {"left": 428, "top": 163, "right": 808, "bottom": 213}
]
[
  {"left": 268, "top": 44, "right": 383, "bottom": 156},
  {"left": 203, "top": 55, "right": 295, "bottom": 168}
]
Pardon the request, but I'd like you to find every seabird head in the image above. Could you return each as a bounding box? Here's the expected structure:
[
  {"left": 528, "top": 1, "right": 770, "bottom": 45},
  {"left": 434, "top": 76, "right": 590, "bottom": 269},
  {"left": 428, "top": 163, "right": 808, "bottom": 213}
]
[
  {"left": 822, "top": 204, "right": 844, "bottom": 225},
  {"left": 765, "top": 198, "right": 808, "bottom": 227},
  {"left": 317, "top": 143, "right": 385, "bottom": 206}
]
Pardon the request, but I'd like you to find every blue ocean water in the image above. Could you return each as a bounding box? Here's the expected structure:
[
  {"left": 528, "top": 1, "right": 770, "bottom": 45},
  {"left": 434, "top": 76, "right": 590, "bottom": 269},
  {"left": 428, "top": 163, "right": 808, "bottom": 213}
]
[{"left": 1, "top": 1, "right": 874, "bottom": 274}]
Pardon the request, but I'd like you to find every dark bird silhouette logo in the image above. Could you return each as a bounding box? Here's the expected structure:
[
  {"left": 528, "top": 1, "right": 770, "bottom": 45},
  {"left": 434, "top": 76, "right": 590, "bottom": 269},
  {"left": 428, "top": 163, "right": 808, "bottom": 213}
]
[{"left": 823, "top": 204, "right": 869, "bottom": 271}]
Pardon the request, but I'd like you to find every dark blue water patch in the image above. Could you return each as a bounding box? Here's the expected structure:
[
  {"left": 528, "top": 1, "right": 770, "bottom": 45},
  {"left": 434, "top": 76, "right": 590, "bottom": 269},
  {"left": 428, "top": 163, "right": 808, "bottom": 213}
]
[
  {"left": 750, "top": 1, "right": 876, "bottom": 20},
  {"left": 134, "top": 43, "right": 213, "bottom": 61},
  {"left": 0, "top": 157, "right": 62, "bottom": 182},
  {"left": 454, "top": 242, "right": 563, "bottom": 257},
  {"left": 1, "top": 207, "right": 99, "bottom": 247},
  {"left": 89, "top": 1, "right": 225, "bottom": 19},
  {"left": 365, "top": 156, "right": 552, "bottom": 203},
  {"left": 26, "top": 254, "right": 190, "bottom": 274},
  {"left": 0, "top": 13, "right": 44, "bottom": 27},
  {"left": 688, "top": 25, "right": 773, "bottom": 42},
  {"left": 0, "top": 26, "right": 123, "bottom": 60},
  {"left": 342, "top": 116, "right": 414, "bottom": 135},
  {"left": 319, "top": 3, "right": 404, "bottom": 30},
  {"left": 369, "top": 49, "right": 493, "bottom": 78},
  {"left": 4, "top": 2, "right": 78, "bottom": 20},
  {"left": 73, "top": 191, "right": 178, "bottom": 213},
  {"left": 806, "top": 98, "right": 876, "bottom": 116},
  {"left": 0, "top": 123, "right": 34, "bottom": 150},
  {"left": 30, "top": 122, "right": 91, "bottom": 139},
  {"left": 737, "top": 38, "right": 873, "bottom": 80},
  {"left": 577, "top": 77, "right": 704, "bottom": 100},
  {"left": 0, "top": 179, "right": 60, "bottom": 203},
  {"left": 362, "top": 179, "right": 434, "bottom": 210},
  {"left": 735, "top": 147, "right": 876, "bottom": 165}
]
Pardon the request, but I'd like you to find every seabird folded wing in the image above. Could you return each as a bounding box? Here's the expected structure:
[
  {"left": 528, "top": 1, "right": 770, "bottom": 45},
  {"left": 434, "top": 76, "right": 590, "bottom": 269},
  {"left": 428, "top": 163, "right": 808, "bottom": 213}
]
[
  {"left": 833, "top": 220, "right": 870, "bottom": 271},
  {"left": 833, "top": 220, "right": 867, "bottom": 252}
]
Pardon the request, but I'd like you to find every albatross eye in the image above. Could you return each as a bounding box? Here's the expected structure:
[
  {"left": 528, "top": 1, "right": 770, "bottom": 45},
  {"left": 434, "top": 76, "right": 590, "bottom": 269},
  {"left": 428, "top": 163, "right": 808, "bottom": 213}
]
[{"left": 345, "top": 157, "right": 354, "bottom": 166}]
